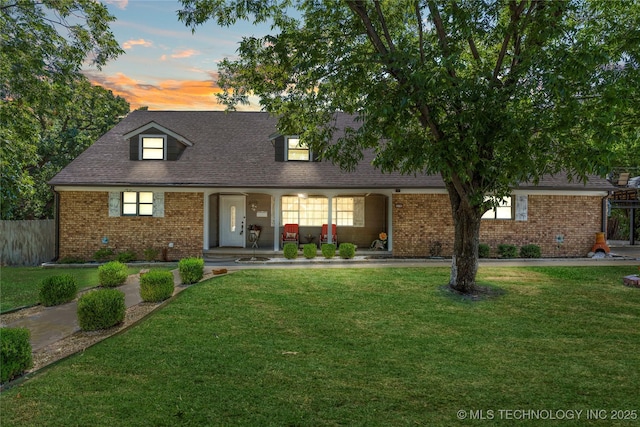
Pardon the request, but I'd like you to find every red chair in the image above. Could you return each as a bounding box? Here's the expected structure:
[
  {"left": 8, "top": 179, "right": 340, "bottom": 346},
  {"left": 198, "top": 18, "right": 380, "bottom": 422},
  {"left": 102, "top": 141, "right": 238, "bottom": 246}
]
[
  {"left": 319, "top": 224, "right": 337, "bottom": 245},
  {"left": 281, "top": 224, "right": 299, "bottom": 247}
]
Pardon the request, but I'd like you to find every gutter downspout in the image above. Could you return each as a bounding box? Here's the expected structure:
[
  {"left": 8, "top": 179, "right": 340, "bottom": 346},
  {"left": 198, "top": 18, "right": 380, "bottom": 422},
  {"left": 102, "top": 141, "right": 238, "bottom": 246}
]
[
  {"left": 602, "top": 193, "right": 611, "bottom": 236},
  {"left": 52, "top": 187, "right": 60, "bottom": 262}
]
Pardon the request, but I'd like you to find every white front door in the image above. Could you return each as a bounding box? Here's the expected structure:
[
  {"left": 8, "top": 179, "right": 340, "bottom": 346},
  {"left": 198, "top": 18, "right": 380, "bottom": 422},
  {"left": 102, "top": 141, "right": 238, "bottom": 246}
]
[{"left": 219, "top": 195, "right": 246, "bottom": 247}]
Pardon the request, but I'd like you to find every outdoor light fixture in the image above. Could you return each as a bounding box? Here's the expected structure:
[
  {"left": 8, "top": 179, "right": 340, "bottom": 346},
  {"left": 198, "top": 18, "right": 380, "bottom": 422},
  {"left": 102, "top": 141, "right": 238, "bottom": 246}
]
[{"left": 249, "top": 201, "right": 258, "bottom": 212}]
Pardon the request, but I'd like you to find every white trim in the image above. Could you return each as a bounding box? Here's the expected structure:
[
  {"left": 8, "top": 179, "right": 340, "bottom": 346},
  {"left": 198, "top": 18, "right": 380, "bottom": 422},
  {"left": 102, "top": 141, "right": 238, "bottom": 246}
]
[
  {"left": 55, "top": 185, "right": 608, "bottom": 198},
  {"left": 512, "top": 189, "right": 609, "bottom": 196},
  {"left": 123, "top": 121, "right": 193, "bottom": 146}
]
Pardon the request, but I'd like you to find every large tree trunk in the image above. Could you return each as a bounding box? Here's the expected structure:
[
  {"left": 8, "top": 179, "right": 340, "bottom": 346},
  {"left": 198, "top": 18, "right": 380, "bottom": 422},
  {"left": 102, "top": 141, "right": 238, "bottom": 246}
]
[{"left": 445, "top": 181, "right": 482, "bottom": 294}]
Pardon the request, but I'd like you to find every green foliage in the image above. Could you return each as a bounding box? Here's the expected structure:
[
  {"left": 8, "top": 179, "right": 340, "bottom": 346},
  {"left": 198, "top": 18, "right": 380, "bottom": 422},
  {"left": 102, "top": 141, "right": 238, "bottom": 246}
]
[
  {"left": 139, "top": 270, "right": 174, "bottom": 303},
  {"left": 429, "top": 241, "right": 443, "bottom": 257},
  {"left": 478, "top": 244, "right": 491, "bottom": 259},
  {"left": 520, "top": 244, "right": 542, "bottom": 259},
  {"left": 143, "top": 247, "right": 160, "bottom": 262},
  {"left": 116, "top": 250, "right": 137, "bottom": 263},
  {"left": 339, "top": 243, "right": 356, "bottom": 259},
  {"left": 98, "top": 261, "right": 128, "bottom": 287},
  {"left": 1, "top": 0, "right": 127, "bottom": 220},
  {"left": 321, "top": 243, "right": 336, "bottom": 259},
  {"left": 0, "top": 327, "right": 32, "bottom": 383},
  {"left": 77, "top": 289, "right": 125, "bottom": 331},
  {"left": 93, "top": 248, "right": 114, "bottom": 262},
  {"left": 179, "top": 257, "right": 204, "bottom": 284},
  {"left": 303, "top": 244, "right": 317, "bottom": 259},
  {"left": 283, "top": 243, "right": 298, "bottom": 259},
  {"left": 39, "top": 274, "right": 78, "bottom": 307},
  {"left": 498, "top": 244, "right": 519, "bottom": 259}
]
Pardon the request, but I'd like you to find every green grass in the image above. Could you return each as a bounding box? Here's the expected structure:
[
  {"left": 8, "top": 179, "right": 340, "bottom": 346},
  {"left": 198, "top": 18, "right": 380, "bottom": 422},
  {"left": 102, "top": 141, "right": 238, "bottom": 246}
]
[
  {"left": 0, "top": 266, "right": 174, "bottom": 312},
  {"left": 1, "top": 266, "right": 639, "bottom": 426}
]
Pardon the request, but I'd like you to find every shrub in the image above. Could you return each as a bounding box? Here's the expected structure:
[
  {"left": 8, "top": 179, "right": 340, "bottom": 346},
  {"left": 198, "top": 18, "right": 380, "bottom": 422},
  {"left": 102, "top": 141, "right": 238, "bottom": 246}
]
[
  {"left": 283, "top": 243, "right": 298, "bottom": 259},
  {"left": 93, "top": 247, "right": 114, "bottom": 262},
  {"left": 39, "top": 274, "right": 78, "bottom": 306},
  {"left": 116, "top": 249, "right": 137, "bottom": 263},
  {"left": 520, "top": 244, "right": 541, "bottom": 258},
  {"left": 339, "top": 243, "right": 356, "bottom": 259},
  {"left": 140, "top": 270, "right": 174, "bottom": 302},
  {"left": 429, "top": 241, "right": 443, "bottom": 257},
  {"left": 478, "top": 243, "right": 491, "bottom": 258},
  {"left": 77, "top": 289, "right": 125, "bottom": 331},
  {"left": 498, "top": 244, "right": 518, "bottom": 258},
  {"left": 1, "top": 328, "right": 32, "bottom": 384},
  {"left": 179, "top": 257, "right": 204, "bottom": 284},
  {"left": 98, "top": 261, "right": 129, "bottom": 287},
  {"left": 321, "top": 243, "right": 336, "bottom": 259},
  {"left": 303, "top": 244, "right": 317, "bottom": 259},
  {"left": 143, "top": 247, "right": 160, "bottom": 262}
]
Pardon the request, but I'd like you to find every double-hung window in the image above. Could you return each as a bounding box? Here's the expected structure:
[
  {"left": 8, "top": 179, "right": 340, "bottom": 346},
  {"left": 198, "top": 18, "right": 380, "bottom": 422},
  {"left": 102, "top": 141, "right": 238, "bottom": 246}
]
[
  {"left": 286, "top": 137, "right": 310, "bottom": 161},
  {"left": 140, "top": 136, "right": 166, "bottom": 160},
  {"left": 122, "top": 192, "right": 154, "bottom": 216}
]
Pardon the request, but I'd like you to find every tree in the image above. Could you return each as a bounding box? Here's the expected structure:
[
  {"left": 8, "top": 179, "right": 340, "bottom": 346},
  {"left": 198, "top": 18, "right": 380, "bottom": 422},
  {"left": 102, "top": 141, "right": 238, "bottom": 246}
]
[
  {"left": 1, "top": 0, "right": 128, "bottom": 219},
  {"left": 179, "top": 0, "right": 640, "bottom": 294}
]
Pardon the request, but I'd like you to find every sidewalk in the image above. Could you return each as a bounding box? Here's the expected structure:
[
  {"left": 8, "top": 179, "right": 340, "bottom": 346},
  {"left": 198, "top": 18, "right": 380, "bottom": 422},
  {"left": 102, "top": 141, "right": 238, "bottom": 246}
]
[{"left": 2, "top": 268, "right": 216, "bottom": 351}]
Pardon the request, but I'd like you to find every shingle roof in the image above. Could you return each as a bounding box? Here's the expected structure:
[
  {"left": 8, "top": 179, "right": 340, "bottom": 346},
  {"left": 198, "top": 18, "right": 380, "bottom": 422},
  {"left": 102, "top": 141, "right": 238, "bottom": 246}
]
[{"left": 49, "top": 110, "right": 613, "bottom": 191}]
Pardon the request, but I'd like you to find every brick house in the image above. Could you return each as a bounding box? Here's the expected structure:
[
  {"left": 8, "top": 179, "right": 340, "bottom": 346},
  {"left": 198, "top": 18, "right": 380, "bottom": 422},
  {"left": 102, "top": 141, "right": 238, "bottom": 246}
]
[{"left": 49, "top": 110, "right": 613, "bottom": 260}]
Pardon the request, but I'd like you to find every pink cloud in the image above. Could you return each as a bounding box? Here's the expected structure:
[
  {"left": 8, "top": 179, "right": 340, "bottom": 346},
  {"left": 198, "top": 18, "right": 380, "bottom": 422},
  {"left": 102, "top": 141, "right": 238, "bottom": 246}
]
[
  {"left": 103, "top": 0, "right": 128, "bottom": 10},
  {"left": 171, "top": 49, "right": 200, "bottom": 59},
  {"left": 122, "top": 39, "right": 153, "bottom": 50}
]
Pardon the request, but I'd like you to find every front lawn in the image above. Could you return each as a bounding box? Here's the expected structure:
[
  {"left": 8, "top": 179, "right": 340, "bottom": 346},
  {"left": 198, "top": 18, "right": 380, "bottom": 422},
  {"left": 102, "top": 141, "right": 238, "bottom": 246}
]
[
  {"left": 1, "top": 266, "right": 638, "bottom": 426},
  {"left": 0, "top": 265, "right": 173, "bottom": 312}
]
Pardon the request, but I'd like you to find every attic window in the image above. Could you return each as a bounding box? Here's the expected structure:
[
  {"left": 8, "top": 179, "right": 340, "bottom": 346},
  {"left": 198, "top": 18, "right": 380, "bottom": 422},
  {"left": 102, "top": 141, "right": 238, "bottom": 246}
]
[
  {"left": 140, "top": 135, "right": 166, "bottom": 160},
  {"left": 286, "top": 137, "right": 310, "bottom": 161}
]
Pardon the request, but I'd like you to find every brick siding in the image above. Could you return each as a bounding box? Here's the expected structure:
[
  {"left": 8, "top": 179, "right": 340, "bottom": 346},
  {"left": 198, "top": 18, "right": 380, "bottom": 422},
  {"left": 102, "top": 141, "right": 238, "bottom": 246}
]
[
  {"left": 58, "top": 191, "right": 203, "bottom": 261},
  {"left": 392, "top": 193, "right": 603, "bottom": 257}
]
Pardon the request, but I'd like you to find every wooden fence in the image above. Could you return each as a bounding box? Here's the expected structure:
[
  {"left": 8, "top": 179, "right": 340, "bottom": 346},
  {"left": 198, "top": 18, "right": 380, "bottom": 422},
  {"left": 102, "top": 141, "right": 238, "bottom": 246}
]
[{"left": 0, "top": 220, "right": 56, "bottom": 266}]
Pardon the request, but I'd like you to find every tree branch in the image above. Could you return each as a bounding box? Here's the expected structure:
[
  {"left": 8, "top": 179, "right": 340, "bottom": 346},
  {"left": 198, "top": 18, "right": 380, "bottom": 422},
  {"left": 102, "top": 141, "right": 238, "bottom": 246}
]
[
  {"left": 415, "top": 1, "right": 425, "bottom": 64},
  {"left": 374, "top": 0, "right": 395, "bottom": 53},
  {"left": 426, "top": 0, "right": 456, "bottom": 80},
  {"left": 492, "top": 0, "right": 527, "bottom": 83},
  {"left": 347, "top": 1, "right": 389, "bottom": 56}
]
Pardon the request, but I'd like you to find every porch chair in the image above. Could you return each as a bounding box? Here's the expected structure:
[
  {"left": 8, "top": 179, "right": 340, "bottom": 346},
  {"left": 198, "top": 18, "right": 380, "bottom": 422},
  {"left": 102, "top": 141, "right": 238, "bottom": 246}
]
[
  {"left": 281, "top": 224, "right": 299, "bottom": 248},
  {"left": 319, "top": 224, "right": 338, "bottom": 246}
]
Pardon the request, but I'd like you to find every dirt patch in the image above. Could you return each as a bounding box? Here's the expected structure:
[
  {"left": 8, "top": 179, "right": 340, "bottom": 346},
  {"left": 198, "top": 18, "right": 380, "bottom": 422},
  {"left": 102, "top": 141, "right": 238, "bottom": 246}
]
[{"left": 439, "top": 284, "right": 506, "bottom": 301}]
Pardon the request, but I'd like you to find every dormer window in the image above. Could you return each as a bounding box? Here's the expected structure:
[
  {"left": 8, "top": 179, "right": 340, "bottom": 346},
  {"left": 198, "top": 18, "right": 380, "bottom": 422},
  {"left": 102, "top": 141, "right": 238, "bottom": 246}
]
[
  {"left": 140, "top": 135, "right": 166, "bottom": 160},
  {"left": 286, "top": 137, "right": 310, "bottom": 161}
]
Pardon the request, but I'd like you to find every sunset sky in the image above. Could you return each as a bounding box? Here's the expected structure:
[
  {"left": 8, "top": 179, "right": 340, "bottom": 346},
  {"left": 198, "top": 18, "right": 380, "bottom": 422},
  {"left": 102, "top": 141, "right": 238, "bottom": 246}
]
[{"left": 84, "top": 0, "right": 272, "bottom": 111}]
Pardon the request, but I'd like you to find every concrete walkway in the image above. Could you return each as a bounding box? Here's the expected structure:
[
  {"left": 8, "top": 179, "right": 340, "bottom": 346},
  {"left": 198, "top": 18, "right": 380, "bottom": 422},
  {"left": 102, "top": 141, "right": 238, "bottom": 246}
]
[
  {"left": 2, "top": 268, "right": 200, "bottom": 351},
  {"left": 3, "top": 250, "right": 638, "bottom": 352}
]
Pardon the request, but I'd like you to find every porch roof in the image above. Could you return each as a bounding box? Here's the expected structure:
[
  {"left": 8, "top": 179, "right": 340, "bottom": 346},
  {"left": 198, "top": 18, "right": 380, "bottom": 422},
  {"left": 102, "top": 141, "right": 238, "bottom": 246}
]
[{"left": 49, "top": 110, "right": 613, "bottom": 192}]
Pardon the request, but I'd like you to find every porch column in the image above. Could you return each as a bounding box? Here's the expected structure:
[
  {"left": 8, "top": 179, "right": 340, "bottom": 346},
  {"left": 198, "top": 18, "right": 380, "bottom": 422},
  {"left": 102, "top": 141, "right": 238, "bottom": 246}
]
[
  {"left": 326, "top": 193, "right": 334, "bottom": 243},
  {"left": 272, "top": 193, "right": 282, "bottom": 251}
]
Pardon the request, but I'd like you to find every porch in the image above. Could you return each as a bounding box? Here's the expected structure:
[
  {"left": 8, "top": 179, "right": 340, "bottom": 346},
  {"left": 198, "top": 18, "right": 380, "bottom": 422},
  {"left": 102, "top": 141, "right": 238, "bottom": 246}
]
[
  {"left": 202, "top": 247, "right": 392, "bottom": 260},
  {"left": 205, "top": 190, "right": 393, "bottom": 252}
]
